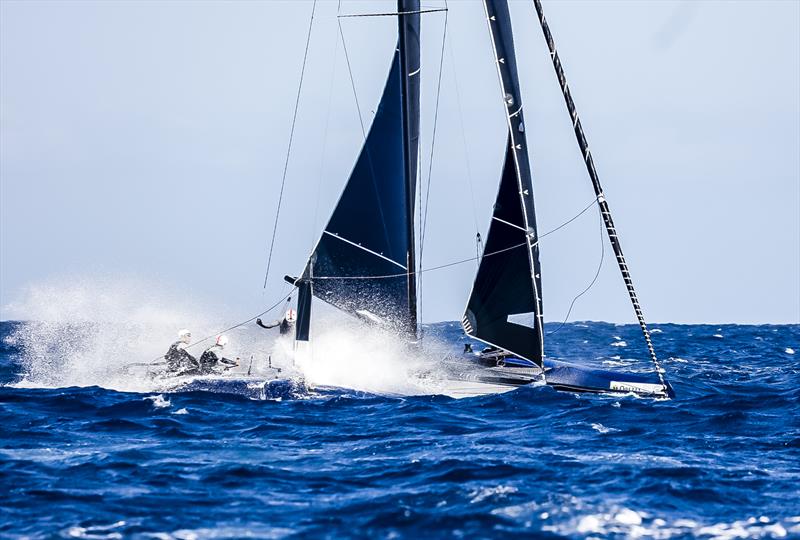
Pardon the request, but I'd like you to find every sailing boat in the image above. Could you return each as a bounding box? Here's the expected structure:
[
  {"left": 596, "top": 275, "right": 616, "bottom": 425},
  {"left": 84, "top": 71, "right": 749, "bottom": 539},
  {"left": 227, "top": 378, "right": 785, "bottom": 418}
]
[{"left": 284, "top": 0, "right": 674, "bottom": 399}]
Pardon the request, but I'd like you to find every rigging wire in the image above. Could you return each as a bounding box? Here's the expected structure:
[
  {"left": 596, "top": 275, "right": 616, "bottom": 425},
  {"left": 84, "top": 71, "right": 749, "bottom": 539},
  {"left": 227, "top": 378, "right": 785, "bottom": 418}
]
[
  {"left": 531, "top": 0, "right": 666, "bottom": 390},
  {"left": 262, "top": 0, "right": 318, "bottom": 289},
  {"left": 310, "top": 5, "right": 341, "bottom": 252},
  {"left": 337, "top": 5, "right": 393, "bottom": 255},
  {"left": 546, "top": 213, "right": 605, "bottom": 336},
  {"left": 337, "top": 8, "right": 448, "bottom": 18},
  {"left": 419, "top": 5, "right": 449, "bottom": 261},
  {"left": 312, "top": 195, "right": 599, "bottom": 281},
  {"left": 338, "top": 15, "right": 368, "bottom": 139},
  {"left": 446, "top": 28, "right": 481, "bottom": 237},
  {"left": 418, "top": 2, "right": 449, "bottom": 330}
]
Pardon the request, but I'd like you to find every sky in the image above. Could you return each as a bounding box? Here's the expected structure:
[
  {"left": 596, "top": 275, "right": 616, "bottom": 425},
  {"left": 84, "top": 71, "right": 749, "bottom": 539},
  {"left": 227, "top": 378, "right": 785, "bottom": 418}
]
[{"left": 1, "top": 0, "right": 798, "bottom": 325}]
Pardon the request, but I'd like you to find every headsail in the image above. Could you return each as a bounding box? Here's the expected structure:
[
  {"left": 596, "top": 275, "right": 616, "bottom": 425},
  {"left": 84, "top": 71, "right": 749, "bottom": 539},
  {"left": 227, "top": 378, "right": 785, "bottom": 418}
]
[
  {"left": 295, "top": 1, "right": 420, "bottom": 334},
  {"left": 463, "top": 0, "right": 545, "bottom": 366}
]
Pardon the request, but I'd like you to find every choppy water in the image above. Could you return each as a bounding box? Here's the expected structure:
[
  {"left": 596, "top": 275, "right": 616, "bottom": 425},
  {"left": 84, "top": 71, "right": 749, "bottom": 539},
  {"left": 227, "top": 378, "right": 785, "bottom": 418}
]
[{"left": 1, "top": 320, "right": 799, "bottom": 539}]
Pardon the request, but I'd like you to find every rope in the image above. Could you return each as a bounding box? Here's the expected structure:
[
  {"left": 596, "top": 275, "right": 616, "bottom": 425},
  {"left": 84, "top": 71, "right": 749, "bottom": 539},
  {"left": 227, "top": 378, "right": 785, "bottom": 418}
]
[
  {"left": 262, "top": 0, "right": 317, "bottom": 289},
  {"left": 546, "top": 215, "right": 605, "bottom": 336}
]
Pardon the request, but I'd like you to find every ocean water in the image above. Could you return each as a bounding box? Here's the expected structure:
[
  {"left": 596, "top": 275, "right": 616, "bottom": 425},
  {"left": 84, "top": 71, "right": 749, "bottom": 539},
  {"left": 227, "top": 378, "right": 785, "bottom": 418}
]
[{"left": 1, "top": 320, "right": 799, "bottom": 539}]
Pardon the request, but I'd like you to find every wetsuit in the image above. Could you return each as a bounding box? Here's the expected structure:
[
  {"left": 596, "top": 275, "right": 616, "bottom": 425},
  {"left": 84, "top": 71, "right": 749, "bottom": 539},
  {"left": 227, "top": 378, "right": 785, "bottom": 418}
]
[
  {"left": 198, "top": 346, "right": 237, "bottom": 374},
  {"left": 256, "top": 317, "right": 294, "bottom": 335},
  {"left": 165, "top": 341, "right": 200, "bottom": 375}
]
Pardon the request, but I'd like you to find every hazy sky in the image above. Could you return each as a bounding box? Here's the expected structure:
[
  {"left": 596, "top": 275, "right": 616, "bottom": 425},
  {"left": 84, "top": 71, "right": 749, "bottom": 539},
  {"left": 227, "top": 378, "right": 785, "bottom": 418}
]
[{"left": 1, "top": 0, "right": 798, "bottom": 324}]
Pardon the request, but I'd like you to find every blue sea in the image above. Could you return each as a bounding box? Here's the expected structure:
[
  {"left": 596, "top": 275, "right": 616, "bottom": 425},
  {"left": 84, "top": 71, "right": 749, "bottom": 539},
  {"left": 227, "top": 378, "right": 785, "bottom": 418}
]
[{"left": 1, "top": 320, "right": 799, "bottom": 539}]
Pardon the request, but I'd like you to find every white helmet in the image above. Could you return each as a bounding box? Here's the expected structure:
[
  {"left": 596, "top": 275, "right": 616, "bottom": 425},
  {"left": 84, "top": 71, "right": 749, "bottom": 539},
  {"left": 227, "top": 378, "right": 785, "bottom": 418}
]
[
  {"left": 178, "top": 329, "right": 191, "bottom": 344},
  {"left": 216, "top": 335, "right": 229, "bottom": 348},
  {"left": 285, "top": 309, "right": 297, "bottom": 323}
]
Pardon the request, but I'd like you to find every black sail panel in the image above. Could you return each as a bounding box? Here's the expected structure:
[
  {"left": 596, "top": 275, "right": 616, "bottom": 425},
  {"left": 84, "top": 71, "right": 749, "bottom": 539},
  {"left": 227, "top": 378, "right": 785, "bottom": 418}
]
[
  {"left": 295, "top": 280, "right": 312, "bottom": 342},
  {"left": 463, "top": 0, "right": 544, "bottom": 364},
  {"left": 292, "top": 1, "right": 419, "bottom": 333},
  {"left": 463, "top": 141, "right": 543, "bottom": 365},
  {"left": 303, "top": 47, "right": 413, "bottom": 329}
]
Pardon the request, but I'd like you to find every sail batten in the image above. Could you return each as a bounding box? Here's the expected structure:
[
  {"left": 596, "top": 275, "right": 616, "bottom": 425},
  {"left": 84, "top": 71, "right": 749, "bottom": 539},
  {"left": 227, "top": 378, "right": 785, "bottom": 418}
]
[
  {"left": 463, "top": 0, "right": 544, "bottom": 366},
  {"left": 323, "top": 232, "right": 407, "bottom": 270}
]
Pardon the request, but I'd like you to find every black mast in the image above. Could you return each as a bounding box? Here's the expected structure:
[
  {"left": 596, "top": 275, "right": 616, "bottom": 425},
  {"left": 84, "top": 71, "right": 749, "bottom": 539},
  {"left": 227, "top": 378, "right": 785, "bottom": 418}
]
[
  {"left": 531, "top": 0, "right": 666, "bottom": 389},
  {"left": 290, "top": 1, "right": 421, "bottom": 335},
  {"left": 398, "top": 0, "right": 420, "bottom": 338},
  {"left": 462, "top": 0, "right": 545, "bottom": 364}
]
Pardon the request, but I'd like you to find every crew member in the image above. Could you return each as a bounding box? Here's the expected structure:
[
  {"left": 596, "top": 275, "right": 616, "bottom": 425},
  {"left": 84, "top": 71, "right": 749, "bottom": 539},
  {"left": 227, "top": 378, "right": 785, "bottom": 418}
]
[
  {"left": 256, "top": 309, "right": 297, "bottom": 336},
  {"left": 198, "top": 335, "right": 238, "bottom": 374},
  {"left": 165, "top": 329, "right": 200, "bottom": 375}
]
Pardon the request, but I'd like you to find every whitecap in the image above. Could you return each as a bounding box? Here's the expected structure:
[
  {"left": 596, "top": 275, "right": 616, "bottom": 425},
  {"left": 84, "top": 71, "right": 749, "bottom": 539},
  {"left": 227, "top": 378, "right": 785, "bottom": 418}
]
[
  {"left": 145, "top": 394, "right": 171, "bottom": 409},
  {"left": 614, "top": 508, "right": 643, "bottom": 525},
  {"left": 576, "top": 515, "right": 602, "bottom": 533},
  {"left": 469, "top": 485, "right": 518, "bottom": 504},
  {"left": 785, "top": 347, "right": 795, "bottom": 355},
  {"left": 713, "top": 334, "right": 724, "bottom": 338},
  {"left": 172, "top": 408, "right": 189, "bottom": 415},
  {"left": 63, "top": 521, "right": 126, "bottom": 539},
  {"left": 591, "top": 423, "right": 618, "bottom": 434},
  {"left": 610, "top": 341, "right": 627, "bottom": 347}
]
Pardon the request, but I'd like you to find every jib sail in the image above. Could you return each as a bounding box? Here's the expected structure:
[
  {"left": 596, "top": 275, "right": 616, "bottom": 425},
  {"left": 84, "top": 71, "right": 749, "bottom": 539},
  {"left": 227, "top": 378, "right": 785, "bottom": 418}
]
[{"left": 462, "top": 0, "right": 544, "bottom": 366}]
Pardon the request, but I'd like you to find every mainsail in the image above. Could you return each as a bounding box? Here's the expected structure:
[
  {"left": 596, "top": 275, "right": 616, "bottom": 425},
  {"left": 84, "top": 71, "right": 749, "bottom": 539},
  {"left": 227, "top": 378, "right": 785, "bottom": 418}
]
[
  {"left": 291, "top": 0, "right": 420, "bottom": 335},
  {"left": 462, "top": 0, "right": 545, "bottom": 366}
]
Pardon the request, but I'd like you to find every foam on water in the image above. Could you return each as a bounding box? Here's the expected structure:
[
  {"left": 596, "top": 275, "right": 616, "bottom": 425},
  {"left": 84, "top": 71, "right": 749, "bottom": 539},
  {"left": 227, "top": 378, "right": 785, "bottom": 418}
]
[{"left": 285, "top": 313, "right": 447, "bottom": 396}]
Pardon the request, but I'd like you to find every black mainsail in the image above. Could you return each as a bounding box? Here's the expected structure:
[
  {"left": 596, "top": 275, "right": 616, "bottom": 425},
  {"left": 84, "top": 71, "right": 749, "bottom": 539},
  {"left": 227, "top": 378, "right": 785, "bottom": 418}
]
[
  {"left": 462, "top": 0, "right": 545, "bottom": 366},
  {"left": 289, "top": 0, "right": 420, "bottom": 335}
]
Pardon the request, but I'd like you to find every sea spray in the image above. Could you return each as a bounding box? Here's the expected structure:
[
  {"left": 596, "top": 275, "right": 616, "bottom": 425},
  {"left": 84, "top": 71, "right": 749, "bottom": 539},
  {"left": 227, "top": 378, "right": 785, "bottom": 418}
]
[
  {"left": 2, "top": 276, "right": 450, "bottom": 395},
  {"left": 270, "top": 311, "right": 448, "bottom": 396},
  {"left": 3, "top": 276, "right": 233, "bottom": 391}
]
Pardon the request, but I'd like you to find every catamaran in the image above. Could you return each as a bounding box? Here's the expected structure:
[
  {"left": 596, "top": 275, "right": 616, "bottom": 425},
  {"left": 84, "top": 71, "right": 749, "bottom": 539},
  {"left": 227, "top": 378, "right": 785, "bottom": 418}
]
[{"left": 278, "top": 0, "right": 674, "bottom": 399}]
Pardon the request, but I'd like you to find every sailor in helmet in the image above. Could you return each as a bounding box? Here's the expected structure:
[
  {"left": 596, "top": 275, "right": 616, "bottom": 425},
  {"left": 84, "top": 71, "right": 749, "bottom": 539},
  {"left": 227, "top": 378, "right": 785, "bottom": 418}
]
[
  {"left": 256, "top": 309, "right": 297, "bottom": 336},
  {"left": 165, "top": 329, "right": 200, "bottom": 375},
  {"left": 198, "top": 335, "right": 238, "bottom": 374}
]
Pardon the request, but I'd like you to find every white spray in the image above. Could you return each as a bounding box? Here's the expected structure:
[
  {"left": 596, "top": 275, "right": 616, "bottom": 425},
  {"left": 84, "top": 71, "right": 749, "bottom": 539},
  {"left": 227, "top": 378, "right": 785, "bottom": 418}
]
[
  {"left": 3, "top": 276, "right": 457, "bottom": 396},
  {"left": 282, "top": 311, "right": 451, "bottom": 396},
  {"left": 3, "top": 276, "right": 230, "bottom": 391}
]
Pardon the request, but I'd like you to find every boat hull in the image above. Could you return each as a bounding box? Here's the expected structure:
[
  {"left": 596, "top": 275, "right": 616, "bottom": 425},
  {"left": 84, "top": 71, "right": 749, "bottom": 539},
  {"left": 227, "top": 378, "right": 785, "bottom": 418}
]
[
  {"left": 449, "top": 352, "right": 674, "bottom": 399},
  {"left": 167, "top": 375, "right": 305, "bottom": 400},
  {"left": 543, "top": 359, "right": 674, "bottom": 398}
]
